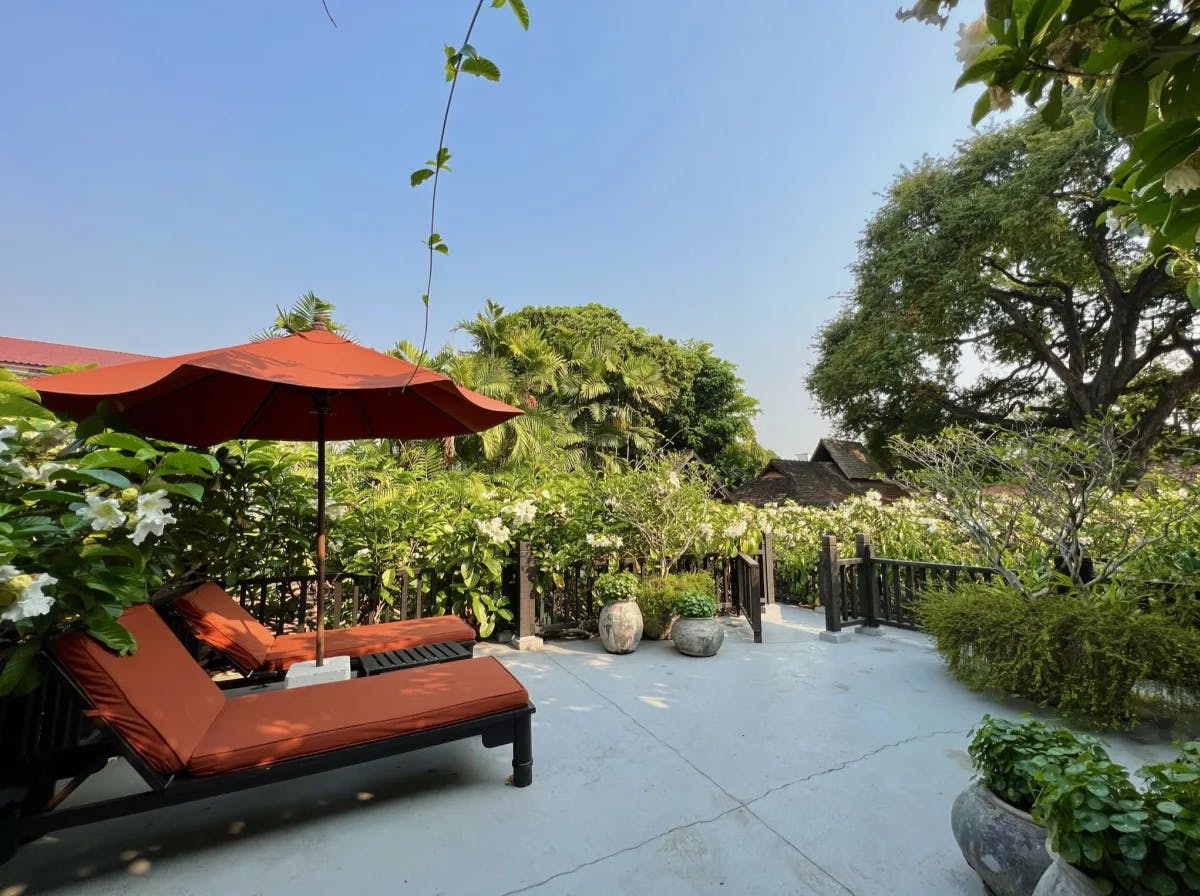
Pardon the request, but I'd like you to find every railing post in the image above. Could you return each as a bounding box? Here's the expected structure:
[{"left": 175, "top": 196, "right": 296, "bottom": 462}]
[
  {"left": 759, "top": 531, "right": 776, "bottom": 610},
  {"left": 512, "top": 541, "right": 543, "bottom": 651},
  {"left": 856, "top": 533, "right": 880, "bottom": 633},
  {"left": 818, "top": 534, "right": 840, "bottom": 632}
]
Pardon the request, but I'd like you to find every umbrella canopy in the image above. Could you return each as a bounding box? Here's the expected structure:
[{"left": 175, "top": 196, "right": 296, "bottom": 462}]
[
  {"left": 27, "top": 322, "right": 522, "bottom": 665},
  {"left": 26, "top": 325, "right": 520, "bottom": 444}
]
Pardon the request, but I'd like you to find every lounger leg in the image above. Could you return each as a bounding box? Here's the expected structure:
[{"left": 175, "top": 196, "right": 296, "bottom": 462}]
[{"left": 511, "top": 713, "right": 533, "bottom": 787}]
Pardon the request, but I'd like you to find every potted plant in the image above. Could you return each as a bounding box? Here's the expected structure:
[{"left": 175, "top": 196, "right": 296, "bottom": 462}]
[
  {"left": 671, "top": 591, "right": 723, "bottom": 657},
  {"left": 594, "top": 571, "right": 642, "bottom": 654},
  {"left": 1031, "top": 742, "right": 1200, "bottom": 896},
  {"left": 636, "top": 577, "right": 674, "bottom": 640},
  {"left": 951, "top": 716, "right": 1109, "bottom": 896},
  {"left": 637, "top": 572, "right": 713, "bottom": 640}
]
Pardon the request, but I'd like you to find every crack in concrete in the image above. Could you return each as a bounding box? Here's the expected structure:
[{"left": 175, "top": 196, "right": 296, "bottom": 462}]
[
  {"left": 498, "top": 653, "right": 865, "bottom": 896},
  {"left": 743, "top": 727, "right": 971, "bottom": 806}
]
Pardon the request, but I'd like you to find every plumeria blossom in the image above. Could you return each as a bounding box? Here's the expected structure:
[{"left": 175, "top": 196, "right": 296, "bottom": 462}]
[
  {"left": 74, "top": 495, "right": 127, "bottom": 531},
  {"left": 474, "top": 516, "right": 511, "bottom": 546},
  {"left": 585, "top": 532, "right": 623, "bottom": 550},
  {"left": 129, "top": 490, "right": 176, "bottom": 545},
  {"left": 0, "top": 569, "right": 58, "bottom": 623},
  {"left": 1163, "top": 161, "right": 1200, "bottom": 196}
]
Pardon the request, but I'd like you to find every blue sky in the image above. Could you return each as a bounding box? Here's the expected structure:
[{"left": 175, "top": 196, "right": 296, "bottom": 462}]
[{"left": 2, "top": 1, "right": 985, "bottom": 458}]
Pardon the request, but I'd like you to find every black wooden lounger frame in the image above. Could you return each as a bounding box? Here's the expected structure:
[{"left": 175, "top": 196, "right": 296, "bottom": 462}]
[{"left": 10, "top": 655, "right": 533, "bottom": 851}]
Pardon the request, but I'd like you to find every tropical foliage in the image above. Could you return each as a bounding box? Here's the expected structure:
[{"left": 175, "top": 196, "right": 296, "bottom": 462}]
[{"left": 0, "top": 376, "right": 216, "bottom": 694}]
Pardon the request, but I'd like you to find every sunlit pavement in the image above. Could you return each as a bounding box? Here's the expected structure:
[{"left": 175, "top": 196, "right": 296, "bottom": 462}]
[{"left": 2, "top": 606, "right": 1178, "bottom": 896}]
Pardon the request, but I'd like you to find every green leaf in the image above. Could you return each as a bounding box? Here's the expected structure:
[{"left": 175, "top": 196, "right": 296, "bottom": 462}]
[
  {"left": 87, "top": 431, "right": 157, "bottom": 455},
  {"left": 507, "top": 0, "right": 529, "bottom": 29},
  {"left": 956, "top": 46, "right": 1017, "bottom": 89},
  {"left": 1084, "top": 38, "right": 1137, "bottom": 76},
  {"left": 0, "top": 640, "right": 42, "bottom": 697},
  {"left": 154, "top": 481, "right": 205, "bottom": 503},
  {"left": 66, "top": 468, "right": 131, "bottom": 489},
  {"left": 1105, "top": 75, "right": 1150, "bottom": 136},
  {"left": 84, "top": 611, "right": 137, "bottom": 655},
  {"left": 461, "top": 57, "right": 501, "bottom": 82},
  {"left": 434, "top": 244, "right": 449, "bottom": 255},
  {"left": 1157, "top": 799, "right": 1184, "bottom": 816},
  {"left": 972, "top": 90, "right": 993, "bottom": 126},
  {"left": 1161, "top": 57, "right": 1200, "bottom": 122},
  {"left": 153, "top": 450, "right": 218, "bottom": 477},
  {"left": 421, "top": 294, "right": 430, "bottom": 308},
  {"left": 984, "top": 0, "right": 1012, "bottom": 18},
  {"left": 20, "top": 489, "right": 86, "bottom": 504},
  {"left": 410, "top": 168, "right": 435, "bottom": 187},
  {"left": 1188, "top": 279, "right": 1200, "bottom": 308},
  {"left": 434, "top": 146, "right": 451, "bottom": 168},
  {"left": 77, "top": 449, "right": 149, "bottom": 474},
  {"left": 1041, "top": 80, "right": 1064, "bottom": 127}
]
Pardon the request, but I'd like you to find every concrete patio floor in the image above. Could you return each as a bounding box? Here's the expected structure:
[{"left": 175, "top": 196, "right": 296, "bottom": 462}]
[{"left": 2, "top": 605, "right": 1181, "bottom": 896}]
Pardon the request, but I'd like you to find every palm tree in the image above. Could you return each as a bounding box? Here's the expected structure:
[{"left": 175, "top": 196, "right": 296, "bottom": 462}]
[{"left": 253, "top": 292, "right": 349, "bottom": 341}]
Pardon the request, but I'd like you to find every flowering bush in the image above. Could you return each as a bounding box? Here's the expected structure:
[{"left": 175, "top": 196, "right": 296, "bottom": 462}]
[{"left": 1, "top": 381, "right": 216, "bottom": 694}]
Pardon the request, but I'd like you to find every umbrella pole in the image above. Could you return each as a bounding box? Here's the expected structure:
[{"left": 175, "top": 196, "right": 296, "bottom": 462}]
[{"left": 315, "top": 401, "right": 327, "bottom": 666}]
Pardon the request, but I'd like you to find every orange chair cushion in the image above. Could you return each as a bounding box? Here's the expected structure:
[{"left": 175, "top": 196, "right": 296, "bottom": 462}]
[
  {"left": 172, "top": 583, "right": 276, "bottom": 672},
  {"left": 262, "top": 615, "right": 476, "bottom": 672},
  {"left": 188, "top": 656, "right": 529, "bottom": 775},
  {"left": 50, "top": 605, "right": 225, "bottom": 775}
]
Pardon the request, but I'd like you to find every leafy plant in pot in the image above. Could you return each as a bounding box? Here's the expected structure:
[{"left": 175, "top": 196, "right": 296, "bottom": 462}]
[
  {"left": 1031, "top": 742, "right": 1200, "bottom": 896},
  {"left": 637, "top": 572, "right": 712, "bottom": 641},
  {"left": 951, "top": 716, "right": 1109, "bottom": 896},
  {"left": 671, "top": 591, "right": 723, "bottom": 657},
  {"left": 594, "top": 571, "right": 642, "bottom": 654}
]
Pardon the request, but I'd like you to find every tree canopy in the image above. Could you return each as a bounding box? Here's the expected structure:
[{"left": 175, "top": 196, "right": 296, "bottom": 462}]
[{"left": 807, "top": 108, "right": 1200, "bottom": 472}]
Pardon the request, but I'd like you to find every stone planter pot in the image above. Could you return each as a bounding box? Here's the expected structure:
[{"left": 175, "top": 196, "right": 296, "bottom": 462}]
[
  {"left": 671, "top": 617, "right": 724, "bottom": 657},
  {"left": 598, "top": 600, "right": 643, "bottom": 654},
  {"left": 951, "top": 782, "right": 1051, "bottom": 896},
  {"left": 1032, "top": 846, "right": 1102, "bottom": 896}
]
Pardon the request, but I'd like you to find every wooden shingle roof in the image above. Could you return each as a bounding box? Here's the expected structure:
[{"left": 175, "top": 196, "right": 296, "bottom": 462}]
[
  {"left": 726, "top": 439, "right": 906, "bottom": 508},
  {"left": 811, "top": 438, "right": 884, "bottom": 480}
]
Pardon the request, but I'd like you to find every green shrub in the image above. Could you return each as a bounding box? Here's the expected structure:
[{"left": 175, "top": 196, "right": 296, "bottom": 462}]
[
  {"left": 967, "top": 715, "right": 1109, "bottom": 813},
  {"left": 593, "top": 571, "right": 639, "bottom": 604},
  {"left": 920, "top": 581, "right": 1200, "bottom": 729},
  {"left": 1032, "top": 742, "right": 1200, "bottom": 895},
  {"left": 636, "top": 579, "right": 675, "bottom": 630},
  {"left": 675, "top": 592, "right": 717, "bottom": 619}
]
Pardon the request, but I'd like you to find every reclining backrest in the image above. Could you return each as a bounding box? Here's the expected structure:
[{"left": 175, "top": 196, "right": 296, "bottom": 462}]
[
  {"left": 172, "top": 582, "right": 276, "bottom": 671},
  {"left": 50, "top": 604, "right": 225, "bottom": 775}
]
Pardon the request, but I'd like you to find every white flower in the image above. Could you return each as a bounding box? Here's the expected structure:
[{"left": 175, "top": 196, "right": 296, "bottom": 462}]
[
  {"left": 1, "top": 572, "right": 57, "bottom": 623},
  {"left": 0, "top": 425, "right": 16, "bottom": 454},
  {"left": 129, "top": 490, "right": 176, "bottom": 545},
  {"left": 667, "top": 472, "right": 681, "bottom": 488},
  {"left": 74, "top": 495, "right": 127, "bottom": 531},
  {"left": 585, "top": 532, "right": 623, "bottom": 550},
  {"left": 503, "top": 499, "right": 538, "bottom": 526},
  {"left": 1163, "top": 163, "right": 1200, "bottom": 196},
  {"left": 698, "top": 522, "right": 714, "bottom": 539},
  {"left": 955, "top": 15, "right": 992, "bottom": 66},
  {"left": 722, "top": 519, "right": 748, "bottom": 540},
  {"left": 863, "top": 490, "right": 884, "bottom": 507},
  {"left": 474, "top": 516, "right": 511, "bottom": 546}
]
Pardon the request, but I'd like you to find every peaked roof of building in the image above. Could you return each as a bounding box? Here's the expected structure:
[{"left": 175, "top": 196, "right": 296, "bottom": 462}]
[
  {"left": 0, "top": 336, "right": 153, "bottom": 371},
  {"left": 727, "top": 459, "right": 907, "bottom": 508},
  {"left": 811, "top": 438, "right": 885, "bottom": 480}
]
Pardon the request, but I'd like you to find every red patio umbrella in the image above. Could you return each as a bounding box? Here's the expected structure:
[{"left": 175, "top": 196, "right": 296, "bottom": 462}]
[{"left": 27, "top": 320, "right": 521, "bottom": 664}]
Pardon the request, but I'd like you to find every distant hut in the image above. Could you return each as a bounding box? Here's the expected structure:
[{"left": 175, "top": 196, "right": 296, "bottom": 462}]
[{"left": 727, "top": 438, "right": 906, "bottom": 507}]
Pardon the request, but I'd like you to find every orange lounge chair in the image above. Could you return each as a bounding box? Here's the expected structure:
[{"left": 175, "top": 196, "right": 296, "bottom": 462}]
[
  {"left": 4, "top": 604, "right": 532, "bottom": 859},
  {"left": 171, "top": 582, "right": 477, "bottom": 675}
]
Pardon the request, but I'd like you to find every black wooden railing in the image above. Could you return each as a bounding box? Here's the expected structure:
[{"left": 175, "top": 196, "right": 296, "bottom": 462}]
[{"left": 817, "top": 533, "right": 996, "bottom": 634}]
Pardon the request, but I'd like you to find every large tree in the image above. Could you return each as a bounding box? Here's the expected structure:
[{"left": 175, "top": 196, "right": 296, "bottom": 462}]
[{"left": 808, "top": 109, "right": 1200, "bottom": 472}]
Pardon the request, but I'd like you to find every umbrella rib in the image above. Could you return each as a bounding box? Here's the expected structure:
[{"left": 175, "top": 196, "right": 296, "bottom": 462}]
[
  {"left": 236, "top": 382, "right": 284, "bottom": 439},
  {"left": 408, "top": 386, "right": 475, "bottom": 435}
]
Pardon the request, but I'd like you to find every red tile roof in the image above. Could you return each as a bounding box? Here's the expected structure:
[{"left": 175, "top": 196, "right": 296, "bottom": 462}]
[{"left": 0, "top": 336, "right": 153, "bottom": 371}]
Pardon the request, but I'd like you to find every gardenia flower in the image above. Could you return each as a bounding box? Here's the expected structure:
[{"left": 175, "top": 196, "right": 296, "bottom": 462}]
[
  {"left": 0, "top": 570, "right": 57, "bottom": 623},
  {"left": 129, "top": 490, "right": 176, "bottom": 545},
  {"left": 474, "top": 516, "right": 511, "bottom": 546},
  {"left": 955, "top": 15, "right": 991, "bottom": 66},
  {"left": 74, "top": 495, "right": 127, "bottom": 531}
]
